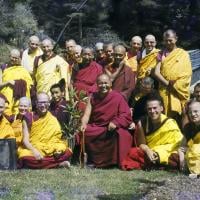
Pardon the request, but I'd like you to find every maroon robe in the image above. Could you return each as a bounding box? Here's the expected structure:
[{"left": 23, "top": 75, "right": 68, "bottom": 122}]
[
  {"left": 78, "top": 91, "right": 133, "bottom": 168},
  {"left": 73, "top": 61, "right": 103, "bottom": 95},
  {"left": 104, "top": 64, "right": 136, "bottom": 101}
]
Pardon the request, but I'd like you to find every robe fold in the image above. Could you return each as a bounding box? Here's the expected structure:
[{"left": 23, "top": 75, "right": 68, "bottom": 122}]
[
  {"left": 18, "top": 112, "right": 72, "bottom": 169},
  {"left": 184, "top": 123, "right": 200, "bottom": 174},
  {"left": 159, "top": 48, "right": 192, "bottom": 116},
  {"left": 104, "top": 64, "right": 136, "bottom": 101},
  {"left": 137, "top": 49, "right": 160, "bottom": 79},
  {"left": 21, "top": 48, "right": 43, "bottom": 75},
  {"left": 77, "top": 91, "right": 132, "bottom": 168},
  {"left": 121, "top": 114, "right": 183, "bottom": 170},
  {"left": 35, "top": 55, "right": 70, "bottom": 100},
  {"left": 124, "top": 51, "right": 138, "bottom": 72},
  {"left": 73, "top": 61, "right": 103, "bottom": 95},
  {"left": 0, "top": 116, "right": 15, "bottom": 139},
  {"left": 0, "top": 65, "right": 33, "bottom": 115}
]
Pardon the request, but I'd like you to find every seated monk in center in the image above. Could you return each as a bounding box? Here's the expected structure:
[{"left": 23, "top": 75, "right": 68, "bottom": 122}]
[
  {"left": 122, "top": 92, "right": 183, "bottom": 170},
  {"left": 18, "top": 92, "right": 72, "bottom": 169},
  {"left": 78, "top": 74, "right": 133, "bottom": 168}
]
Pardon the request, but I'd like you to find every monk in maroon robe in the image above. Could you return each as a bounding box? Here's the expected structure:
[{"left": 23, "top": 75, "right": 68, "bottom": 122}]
[
  {"left": 104, "top": 45, "right": 136, "bottom": 101},
  {"left": 78, "top": 74, "right": 133, "bottom": 168},
  {"left": 73, "top": 47, "right": 103, "bottom": 95}
]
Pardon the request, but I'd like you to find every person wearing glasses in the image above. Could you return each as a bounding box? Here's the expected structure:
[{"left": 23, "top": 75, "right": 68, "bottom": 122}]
[{"left": 18, "top": 92, "right": 72, "bottom": 169}]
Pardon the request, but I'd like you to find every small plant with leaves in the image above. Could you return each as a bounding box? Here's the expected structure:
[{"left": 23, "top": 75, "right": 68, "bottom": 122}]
[{"left": 63, "top": 87, "right": 88, "bottom": 140}]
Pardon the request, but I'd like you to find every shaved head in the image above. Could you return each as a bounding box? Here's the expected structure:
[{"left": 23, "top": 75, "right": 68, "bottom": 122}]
[
  {"left": 19, "top": 97, "right": 31, "bottom": 107},
  {"left": 29, "top": 35, "right": 40, "bottom": 43},
  {"left": 10, "top": 49, "right": 20, "bottom": 58},
  {"left": 163, "top": 29, "right": 177, "bottom": 38},
  {"left": 114, "top": 45, "right": 126, "bottom": 55},
  {"left": 42, "top": 39, "right": 53, "bottom": 47},
  {"left": 97, "top": 73, "right": 111, "bottom": 84},
  {"left": 131, "top": 36, "right": 142, "bottom": 44},
  {"left": 145, "top": 34, "right": 156, "bottom": 42}
]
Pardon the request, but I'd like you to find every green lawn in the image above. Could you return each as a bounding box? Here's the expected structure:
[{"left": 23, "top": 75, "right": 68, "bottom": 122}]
[{"left": 0, "top": 167, "right": 199, "bottom": 200}]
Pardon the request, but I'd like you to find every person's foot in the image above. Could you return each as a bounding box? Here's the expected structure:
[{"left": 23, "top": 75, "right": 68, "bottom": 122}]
[
  {"left": 189, "top": 173, "right": 198, "bottom": 179},
  {"left": 59, "top": 161, "right": 71, "bottom": 169}
]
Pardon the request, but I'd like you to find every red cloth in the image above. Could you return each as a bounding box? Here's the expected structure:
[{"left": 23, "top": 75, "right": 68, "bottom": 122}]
[
  {"left": 121, "top": 148, "right": 180, "bottom": 170},
  {"left": 73, "top": 61, "right": 103, "bottom": 95},
  {"left": 104, "top": 65, "right": 136, "bottom": 101},
  {"left": 17, "top": 149, "right": 72, "bottom": 169},
  {"left": 13, "top": 79, "right": 27, "bottom": 100},
  {"left": 77, "top": 91, "right": 133, "bottom": 168}
]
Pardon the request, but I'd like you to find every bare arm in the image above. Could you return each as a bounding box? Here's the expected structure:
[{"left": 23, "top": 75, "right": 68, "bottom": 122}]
[
  {"left": 22, "top": 120, "right": 43, "bottom": 160},
  {"left": 153, "top": 62, "right": 169, "bottom": 87},
  {"left": 80, "top": 97, "right": 92, "bottom": 132}
]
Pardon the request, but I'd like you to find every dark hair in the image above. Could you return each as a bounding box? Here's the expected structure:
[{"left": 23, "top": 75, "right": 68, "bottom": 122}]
[
  {"left": 145, "top": 91, "right": 164, "bottom": 107},
  {"left": 194, "top": 83, "right": 200, "bottom": 91},
  {"left": 50, "top": 78, "right": 66, "bottom": 93}
]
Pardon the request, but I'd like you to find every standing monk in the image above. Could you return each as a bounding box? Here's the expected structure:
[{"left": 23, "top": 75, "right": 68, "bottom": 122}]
[
  {"left": 0, "top": 49, "right": 33, "bottom": 115},
  {"left": 137, "top": 34, "right": 160, "bottom": 80},
  {"left": 18, "top": 93, "right": 72, "bottom": 169},
  {"left": 34, "top": 39, "right": 70, "bottom": 100},
  {"left": 154, "top": 29, "right": 192, "bottom": 122},
  {"left": 104, "top": 45, "right": 136, "bottom": 101},
  {"left": 73, "top": 47, "right": 102, "bottom": 95},
  {"left": 21, "top": 35, "right": 43, "bottom": 76},
  {"left": 78, "top": 74, "right": 133, "bottom": 168},
  {"left": 124, "top": 36, "right": 142, "bottom": 72}
]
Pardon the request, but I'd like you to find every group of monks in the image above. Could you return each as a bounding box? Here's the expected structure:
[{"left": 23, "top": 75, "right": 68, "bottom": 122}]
[{"left": 0, "top": 28, "right": 199, "bottom": 178}]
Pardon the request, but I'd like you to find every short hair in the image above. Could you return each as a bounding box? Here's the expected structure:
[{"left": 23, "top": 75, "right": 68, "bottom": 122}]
[
  {"left": 95, "top": 42, "right": 104, "bottom": 50},
  {"left": 141, "top": 77, "right": 154, "bottom": 88},
  {"left": 163, "top": 29, "right": 177, "bottom": 38},
  {"left": 194, "top": 82, "right": 200, "bottom": 91},
  {"left": 145, "top": 91, "right": 164, "bottom": 107},
  {"left": 131, "top": 36, "right": 142, "bottom": 44},
  {"left": 103, "top": 43, "right": 114, "bottom": 51},
  {"left": 96, "top": 73, "right": 111, "bottom": 83},
  {"left": 65, "top": 39, "right": 76, "bottom": 45},
  {"left": 82, "top": 47, "right": 94, "bottom": 55},
  {"left": 50, "top": 79, "right": 66, "bottom": 93}
]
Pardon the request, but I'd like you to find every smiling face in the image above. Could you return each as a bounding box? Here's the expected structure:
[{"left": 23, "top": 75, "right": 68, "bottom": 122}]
[
  {"left": 41, "top": 39, "right": 53, "bottom": 57},
  {"left": 51, "top": 87, "right": 63, "bottom": 102},
  {"left": 130, "top": 36, "right": 142, "bottom": 53},
  {"left": 36, "top": 93, "right": 50, "bottom": 116},
  {"left": 18, "top": 98, "right": 30, "bottom": 115},
  {"left": 188, "top": 102, "right": 200, "bottom": 125},
  {"left": 146, "top": 100, "right": 163, "bottom": 123},
  {"left": 97, "top": 74, "right": 112, "bottom": 96},
  {"left": 163, "top": 30, "right": 177, "bottom": 51},
  {"left": 10, "top": 49, "right": 21, "bottom": 66},
  {"left": 144, "top": 35, "right": 156, "bottom": 53},
  {"left": 29, "top": 36, "right": 40, "bottom": 52}
]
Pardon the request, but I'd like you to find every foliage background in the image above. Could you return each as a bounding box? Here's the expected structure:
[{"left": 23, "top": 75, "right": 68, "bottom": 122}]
[{"left": 0, "top": 0, "right": 199, "bottom": 57}]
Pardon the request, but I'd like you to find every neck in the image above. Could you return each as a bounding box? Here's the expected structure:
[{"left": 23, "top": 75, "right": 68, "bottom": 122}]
[{"left": 167, "top": 45, "right": 177, "bottom": 52}]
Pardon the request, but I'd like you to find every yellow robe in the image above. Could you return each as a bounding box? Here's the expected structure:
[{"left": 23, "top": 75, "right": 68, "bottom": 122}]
[
  {"left": 35, "top": 55, "right": 70, "bottom": 100},
  {"left": 159, "top": 48, "right": 192, "bottom": 116},
  {"left": 18, "top": 112, "right": 69, "bottom": 158},
  {"left": 21, "top": 48, "right": 43, "bottom": 75},
  {"left": 186, "top": 132, "right": 200, "bottom": 174},
  {"left": 124, "top": 52, "right": 138, "bottom": 72},
  {"left": 0, "top": 65, "right": 33, "bottom": 115},
  {"left": 11, "top": 115, "right": 23, "bottom": 146},
  {"left": 137, "top": 49, "right": 160, "bottom": 79},
  {"left": 146, "top": 114, "right": 183, "bottom": 164},
  {"left": 0, "top": 116, "right": 15, "bottom": 139}
]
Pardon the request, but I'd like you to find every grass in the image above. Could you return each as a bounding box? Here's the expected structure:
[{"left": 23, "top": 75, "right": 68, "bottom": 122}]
[{"left": 0, "top": 166, "right": 195, "bottom": 200}]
